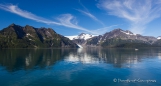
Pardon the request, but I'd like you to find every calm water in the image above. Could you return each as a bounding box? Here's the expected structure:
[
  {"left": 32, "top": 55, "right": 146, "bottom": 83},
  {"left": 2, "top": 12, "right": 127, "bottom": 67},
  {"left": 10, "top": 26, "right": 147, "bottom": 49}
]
[{"left": 0, "top": 48, "right": 161, "bottom": 86}]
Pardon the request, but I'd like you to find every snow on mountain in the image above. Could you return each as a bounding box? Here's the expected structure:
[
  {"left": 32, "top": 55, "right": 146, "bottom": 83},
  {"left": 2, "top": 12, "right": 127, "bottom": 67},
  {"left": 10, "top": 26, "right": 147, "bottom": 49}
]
[
  {"left": 120, "top": 30, "right": 136, "bottom": 35},
  {"left": 65, "top": 35, "right": 77, "bottom": 40},
  {"left": 77, "top": 44, "right": 83, "bottom": 48},
  {"left": 157, "top": 36, "right": 161, "bottom": 39},
  {"left": 66, "top": 33, "right": 96, "bottom": 40}
]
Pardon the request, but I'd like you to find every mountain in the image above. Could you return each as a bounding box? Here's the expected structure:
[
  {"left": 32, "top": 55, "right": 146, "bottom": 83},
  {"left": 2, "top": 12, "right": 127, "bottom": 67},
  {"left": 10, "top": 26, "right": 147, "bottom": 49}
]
[
  {"left": 66, "top": 33, "right": 95, "bottom": 40},
  {"left": 2, "top": 24, "right": 160, "bottom": 48},
  {"left": 66, "top": 33, "right": 96, "bottom": 47},
  {"left": 71, "top": 28, "right": 161, "bottom": 48},
  {"left": 0, "top": 24, "right": 78, "bottom": 48},
  {"left": 157, "top": 36, "right": 161, "bottom": 39}
]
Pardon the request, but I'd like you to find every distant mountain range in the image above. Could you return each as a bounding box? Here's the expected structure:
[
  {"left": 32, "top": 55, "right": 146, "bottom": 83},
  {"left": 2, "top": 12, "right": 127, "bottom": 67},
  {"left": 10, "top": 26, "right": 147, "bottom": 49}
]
[
  {"left": 0, "top": 24, "right": 78, "bottom": 48},
  {"left": 0, "top": 24, "right": 161, "bottom": 48},
  {"left": 67, "top": 29, "right": 161, "bottom": 48}
]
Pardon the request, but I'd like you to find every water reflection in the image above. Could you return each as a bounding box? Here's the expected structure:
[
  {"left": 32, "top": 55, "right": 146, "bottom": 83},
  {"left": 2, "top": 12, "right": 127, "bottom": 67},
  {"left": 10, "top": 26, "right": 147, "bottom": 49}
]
[
  {"left": 65, "top": 48, "right": 100, "bottom": 64},
  {"left": 0, "top": 48, "right": 161, "bottom": 72},
  {"left": 65, "top": 48, "right": 161, "bottom": 68},
  {"left": 0, "top": 49, "right": 70, "bottom": 72}
]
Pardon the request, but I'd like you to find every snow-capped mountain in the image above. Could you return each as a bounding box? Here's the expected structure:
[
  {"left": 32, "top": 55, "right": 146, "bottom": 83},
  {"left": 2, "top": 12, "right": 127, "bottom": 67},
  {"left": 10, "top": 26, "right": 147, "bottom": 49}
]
[
  {"left": 86, "top": 28, "right": 158, "bottom": 46},
  {"left": 66, "top": 29, "right": 161, "bottom": 48},
  {"left": 65, "top": 35, "right": 77, "bottom": 40},
  {"left": 66, "top": 33, "right": 96, "bottom": 40},
  {"left": 104, "top": 29, "right": 156, "bottom": 42},
  {"left": 157, "top": 36, "right": 161, "bottom": 39},
  {"left": 86, "top": 28, "right": 161, "bottom": 47}
]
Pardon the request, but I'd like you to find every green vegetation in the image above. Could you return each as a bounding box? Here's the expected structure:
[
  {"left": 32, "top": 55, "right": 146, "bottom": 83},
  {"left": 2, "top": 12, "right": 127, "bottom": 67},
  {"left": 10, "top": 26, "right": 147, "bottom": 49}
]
[
  {"left": 86, "top": 37, "right": 159, "bottom": 48},
  {"left": 0, "top": 24, "right": 78, "bottom": 48}
]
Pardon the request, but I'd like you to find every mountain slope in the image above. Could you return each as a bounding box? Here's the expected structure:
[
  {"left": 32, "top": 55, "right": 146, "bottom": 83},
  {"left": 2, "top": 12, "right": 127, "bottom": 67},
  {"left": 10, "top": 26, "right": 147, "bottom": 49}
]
[
  {"left": 66, "top": 33, "right": 95, "bottom": 40},
  {"left": 66, "top": 33, "right": 96, "bottom": 46},
  {"left": 0, "top": 24, "right": 78, "bottom": 48},
  {"left": 80, "top": 29, "right": 159, "bottom": 48}
]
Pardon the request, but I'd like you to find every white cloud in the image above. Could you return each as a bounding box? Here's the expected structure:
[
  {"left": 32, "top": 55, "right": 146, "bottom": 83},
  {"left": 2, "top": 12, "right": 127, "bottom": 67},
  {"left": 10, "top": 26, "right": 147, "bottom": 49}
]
[
  {"left": 77, "top": 0, "right": 105, "bottom": 26},
  {"left": 92, "top": 24, "right": 118, "bottom": 35},
  {"left": 98, "top": 0, "right": 161, "bottom": 34},
  {"left": 0, "top": 4, "right": 117, "bottom": 35},
  {"left": 0, "top": 4, "right": 61, "bottom": 25},
  {"left": 75, "top": 9, "right": 105, "bottom": 26},
  {"left": 57, "top": 14, "right": 93, "bottom": 33},
  {"left": 0, "top": 4, "right": 95, "bottom": 34}
]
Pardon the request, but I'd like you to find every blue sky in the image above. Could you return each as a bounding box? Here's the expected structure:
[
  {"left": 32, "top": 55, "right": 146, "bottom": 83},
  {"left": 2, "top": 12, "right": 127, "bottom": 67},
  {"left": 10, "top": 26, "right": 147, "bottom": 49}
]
[{"left": 0, "top": 0, "right": 161, "bottom": 37}]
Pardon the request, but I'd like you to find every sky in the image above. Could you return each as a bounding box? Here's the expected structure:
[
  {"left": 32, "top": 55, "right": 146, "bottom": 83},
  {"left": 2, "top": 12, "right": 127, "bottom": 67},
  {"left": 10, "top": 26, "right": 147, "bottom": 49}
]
[{"left": 0, "top": 0, "right": 161, "bottom": 37}]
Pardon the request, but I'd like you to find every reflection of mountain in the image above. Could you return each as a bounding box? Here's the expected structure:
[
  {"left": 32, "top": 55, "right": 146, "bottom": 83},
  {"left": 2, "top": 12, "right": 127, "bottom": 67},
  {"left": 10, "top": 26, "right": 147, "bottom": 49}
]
[
  {"left": 65, "top": 49, "right": 100, "bottom": 64},
  {"left": 0, "top": 48, "right": 160, "bottom": 72},
  {"left": 64, "top": 48, "right": 161, "bottom": 68},
  {"left": 0, "top": 49, "right": 71, "bottom": 72}
]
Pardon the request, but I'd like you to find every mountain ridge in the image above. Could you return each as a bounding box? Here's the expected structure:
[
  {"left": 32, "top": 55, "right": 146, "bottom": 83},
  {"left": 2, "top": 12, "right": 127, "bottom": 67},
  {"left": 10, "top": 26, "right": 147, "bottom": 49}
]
[
  {"left": 67, "top": 28, "right": 161, "bottom": 48},
  {"left": 1, "top": 24, "right": 161, "bottom": 48},
  {"left": 0, "top": 24, "right": 78, "bottom": 48}
]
